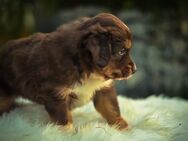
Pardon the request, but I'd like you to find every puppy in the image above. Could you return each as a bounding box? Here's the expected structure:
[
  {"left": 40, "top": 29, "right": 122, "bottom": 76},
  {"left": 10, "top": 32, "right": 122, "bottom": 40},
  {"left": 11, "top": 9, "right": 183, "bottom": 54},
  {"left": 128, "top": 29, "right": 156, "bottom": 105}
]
[{"left": 0, "top": 13, "right": 136, "bottom": 130}]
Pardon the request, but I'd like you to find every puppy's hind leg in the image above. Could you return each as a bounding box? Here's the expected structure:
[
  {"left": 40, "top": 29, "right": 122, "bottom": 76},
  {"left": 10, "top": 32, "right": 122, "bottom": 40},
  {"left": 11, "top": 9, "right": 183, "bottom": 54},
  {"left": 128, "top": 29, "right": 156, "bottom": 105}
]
[{"left": 0, "top": 89, "right": 16, "bottom": 115}]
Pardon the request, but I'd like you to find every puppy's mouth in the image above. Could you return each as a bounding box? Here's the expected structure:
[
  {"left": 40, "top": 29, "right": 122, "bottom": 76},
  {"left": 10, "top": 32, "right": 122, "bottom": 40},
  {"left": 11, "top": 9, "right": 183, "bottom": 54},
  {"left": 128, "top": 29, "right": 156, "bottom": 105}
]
[
  {"left": 115, "top": 75, "right": 133, "bottom": 80},
  {"left": 104, "top": 73, "right": 133, "bottom": 80}
]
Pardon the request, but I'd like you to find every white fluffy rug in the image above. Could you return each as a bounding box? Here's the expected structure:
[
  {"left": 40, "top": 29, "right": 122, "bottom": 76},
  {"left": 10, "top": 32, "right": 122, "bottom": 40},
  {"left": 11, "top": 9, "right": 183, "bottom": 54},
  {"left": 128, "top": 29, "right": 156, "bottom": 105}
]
[{"left": 0, "top": 96, "right": 188, "bottom": 141}]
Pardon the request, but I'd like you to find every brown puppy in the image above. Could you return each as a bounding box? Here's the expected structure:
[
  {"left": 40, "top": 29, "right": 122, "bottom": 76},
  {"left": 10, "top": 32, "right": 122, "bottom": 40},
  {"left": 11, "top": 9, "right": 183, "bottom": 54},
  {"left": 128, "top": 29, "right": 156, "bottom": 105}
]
[{"left": 0, "top": 13, "right": 136, "bottom": 130}]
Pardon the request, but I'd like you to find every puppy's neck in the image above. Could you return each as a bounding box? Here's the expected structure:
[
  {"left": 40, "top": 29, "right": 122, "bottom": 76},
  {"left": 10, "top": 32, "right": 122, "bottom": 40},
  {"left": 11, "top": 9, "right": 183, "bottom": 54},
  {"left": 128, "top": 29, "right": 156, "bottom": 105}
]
[{"left": 71, "top": 73, "right": 112, "bottom": 108}]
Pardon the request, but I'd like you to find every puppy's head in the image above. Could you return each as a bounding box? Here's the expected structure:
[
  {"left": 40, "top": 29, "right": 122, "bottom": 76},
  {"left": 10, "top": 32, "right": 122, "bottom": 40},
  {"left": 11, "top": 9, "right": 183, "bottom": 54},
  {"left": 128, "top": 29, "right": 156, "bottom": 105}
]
[{"left": 79, "top": 13, "right": 136, "bottom": 80}]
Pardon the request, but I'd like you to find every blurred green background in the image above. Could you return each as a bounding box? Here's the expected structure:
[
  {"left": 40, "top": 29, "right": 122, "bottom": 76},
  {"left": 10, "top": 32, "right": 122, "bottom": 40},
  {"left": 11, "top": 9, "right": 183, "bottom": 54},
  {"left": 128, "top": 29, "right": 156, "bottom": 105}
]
[{"left": 0, "top": 0, "right": 187, "bottom": 99}]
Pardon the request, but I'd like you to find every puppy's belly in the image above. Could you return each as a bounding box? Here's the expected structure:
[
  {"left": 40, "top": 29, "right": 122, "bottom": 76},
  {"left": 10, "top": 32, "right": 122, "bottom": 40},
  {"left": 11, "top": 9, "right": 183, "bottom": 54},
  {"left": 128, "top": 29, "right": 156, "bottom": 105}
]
[{"left": 71, "top": 77, "right": 112, "bottom": 108}]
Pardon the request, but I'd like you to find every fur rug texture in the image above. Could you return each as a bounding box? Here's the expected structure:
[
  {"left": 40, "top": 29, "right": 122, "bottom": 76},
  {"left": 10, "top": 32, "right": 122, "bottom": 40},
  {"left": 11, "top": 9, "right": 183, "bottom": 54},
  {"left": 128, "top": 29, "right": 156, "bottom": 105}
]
[{"left": 0, "top": 96, "right": 188, "bottom": 141}]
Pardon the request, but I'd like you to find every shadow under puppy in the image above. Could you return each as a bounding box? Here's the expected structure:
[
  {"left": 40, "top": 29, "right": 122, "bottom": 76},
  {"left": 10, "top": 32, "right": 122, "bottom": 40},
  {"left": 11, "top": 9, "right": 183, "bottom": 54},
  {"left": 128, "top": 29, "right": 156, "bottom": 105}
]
[{"left": 0, "top": 13, "right": 136, "bottom": 130}]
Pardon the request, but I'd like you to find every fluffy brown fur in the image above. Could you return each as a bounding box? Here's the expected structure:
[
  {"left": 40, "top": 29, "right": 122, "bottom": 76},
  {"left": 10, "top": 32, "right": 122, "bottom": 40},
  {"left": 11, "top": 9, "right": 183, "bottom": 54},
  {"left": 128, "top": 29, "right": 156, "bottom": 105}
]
[{"left": 0, "top": 13, "right": 136, "bottom": 130}]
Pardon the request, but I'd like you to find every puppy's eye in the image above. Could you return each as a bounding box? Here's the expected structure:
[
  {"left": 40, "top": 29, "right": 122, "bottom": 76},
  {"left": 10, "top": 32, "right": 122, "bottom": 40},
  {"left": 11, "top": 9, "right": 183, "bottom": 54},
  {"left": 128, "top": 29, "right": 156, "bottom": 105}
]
[{"left": 118, "top": 48, "right": 126, "bottom": 56}]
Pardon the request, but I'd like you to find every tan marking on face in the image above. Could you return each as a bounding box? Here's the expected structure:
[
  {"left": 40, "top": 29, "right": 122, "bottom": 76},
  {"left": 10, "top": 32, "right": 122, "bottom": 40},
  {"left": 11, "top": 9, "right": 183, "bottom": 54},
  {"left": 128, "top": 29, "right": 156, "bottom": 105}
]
[{"left": 124, "top": 39, "right": 132, "bottom": 49}]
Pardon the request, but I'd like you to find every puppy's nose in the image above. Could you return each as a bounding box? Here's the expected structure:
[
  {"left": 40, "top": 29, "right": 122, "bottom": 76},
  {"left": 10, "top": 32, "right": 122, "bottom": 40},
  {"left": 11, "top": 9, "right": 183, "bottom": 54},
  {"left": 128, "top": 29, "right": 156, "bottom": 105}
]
[{"left": 132, "top": 63, "right": 137, "bottom": 74}]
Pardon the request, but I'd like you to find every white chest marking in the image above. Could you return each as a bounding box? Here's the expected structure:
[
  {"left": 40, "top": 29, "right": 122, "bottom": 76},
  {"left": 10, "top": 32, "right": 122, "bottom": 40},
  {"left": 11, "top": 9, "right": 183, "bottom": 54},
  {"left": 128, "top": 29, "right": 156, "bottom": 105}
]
[{"left": 72, "top": 74, "right": 112, "bottom": 107}]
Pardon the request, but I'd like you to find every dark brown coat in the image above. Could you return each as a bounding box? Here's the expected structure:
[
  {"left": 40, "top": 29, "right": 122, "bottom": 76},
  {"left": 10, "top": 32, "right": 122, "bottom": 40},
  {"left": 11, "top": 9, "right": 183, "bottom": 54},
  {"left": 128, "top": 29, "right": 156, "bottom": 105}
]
[{"left": 0, "top": 13, "right": 136, "bottom": 130}]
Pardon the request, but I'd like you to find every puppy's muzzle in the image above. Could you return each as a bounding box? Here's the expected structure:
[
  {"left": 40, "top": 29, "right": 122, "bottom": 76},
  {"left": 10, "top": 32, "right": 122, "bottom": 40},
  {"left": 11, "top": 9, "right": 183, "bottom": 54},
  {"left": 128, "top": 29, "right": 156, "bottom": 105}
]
[{"left": 122, "top": 62, "right": 136, "bottom": 75}]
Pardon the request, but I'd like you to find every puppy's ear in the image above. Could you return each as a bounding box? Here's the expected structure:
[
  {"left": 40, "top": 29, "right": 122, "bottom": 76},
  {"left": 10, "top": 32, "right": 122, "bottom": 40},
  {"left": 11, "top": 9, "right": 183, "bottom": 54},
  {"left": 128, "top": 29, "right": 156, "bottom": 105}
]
[{"left": 81, "top": 24, "right": 111, "bottom": 68}]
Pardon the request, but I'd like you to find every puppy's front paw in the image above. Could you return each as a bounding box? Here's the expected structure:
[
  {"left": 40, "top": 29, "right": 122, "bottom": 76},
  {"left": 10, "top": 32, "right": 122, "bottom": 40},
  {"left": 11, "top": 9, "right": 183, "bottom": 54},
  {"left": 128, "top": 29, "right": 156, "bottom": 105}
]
[
  {"left": 114, "top": 117, "right": 129, "bottom": 131},
  {"left": 57, "top": 123, "right": 74, "bottom": 132}
]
